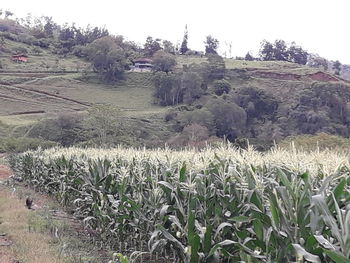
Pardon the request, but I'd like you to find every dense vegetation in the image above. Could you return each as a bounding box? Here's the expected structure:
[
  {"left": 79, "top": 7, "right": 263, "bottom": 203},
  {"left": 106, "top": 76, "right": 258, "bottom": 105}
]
[{"left": 10, "top": 146, "right": 350, "bottom": 262}]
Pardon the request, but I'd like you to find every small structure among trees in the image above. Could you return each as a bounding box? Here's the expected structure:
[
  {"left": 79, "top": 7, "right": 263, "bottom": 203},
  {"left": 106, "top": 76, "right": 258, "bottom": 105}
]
[
  {"left": 130, "top": 58, "right": 153, "bottom": 72},
  {"left": 12, "top": 54, "right": 28, "bottom": 63}
]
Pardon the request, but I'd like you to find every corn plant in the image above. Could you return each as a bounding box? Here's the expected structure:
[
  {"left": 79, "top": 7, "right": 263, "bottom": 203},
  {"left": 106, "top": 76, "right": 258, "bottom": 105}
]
[{"left": 9, "top": 146, "right": 350, "bottom": 262}]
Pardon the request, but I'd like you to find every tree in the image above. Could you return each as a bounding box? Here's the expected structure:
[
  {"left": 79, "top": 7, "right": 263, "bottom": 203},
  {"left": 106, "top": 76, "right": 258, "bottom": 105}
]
[
  {"left": 143, "top": 36, "right": 161, "bottom": 56},
  {"left": 208, "top": 100, "right": 247, "bottom": 140},
  {"left": 259, "top": 40, "right": 274, "bottom": 61},
  {"left": 233, "top": 87, "right": 278, "bottom": 120},
  {"left": 87, "top": 36, "right": 127, "bottom": 82},
  {"left": 288, "top": 43, "right": 308, "bottom": 65},
  {"left": 207, "top": 54, "right": 225, "bottom": 80},
  {"left": 181, "top": 72, "right": 204, "bottom": 104},
  {"left": 84, "top": 104, "right": 123, "bottom": 145},
  {"left": 245, "top": 52, "right": 254, "bottom": 61},
  {"left": 43, "top": 16, "right": 56, "bottom": 38},
  {"left": 307, "top": 54, "right": 328, "bottom": 71},
  {"left": 273, "top": 39, "right": 288, "bottom": 61},
  {"left": 152, "top": 50, "right": 177, "bottom": 73},
  {"left": 4, "top": 11, "right": 14, "bottom": 19},
  {"left": 260, "top": 39, "right": 308, "bottom": 65},
  {"left": 204, "top": 35, "right": 219, "bottom": 55},
  {"left": 154, "top": 72, "right": 181, "bottom": 105},
  {"left": 213, "top": 79, "right": 231, "bottom": 96},
  {"left": 163, "top": 40, "right": 175, "bottom": 54},
  {"left": 180, "top": 25, "right": 188, "bottom": 54},
  {"left": 179, "top": 108, "right": 215, "bottom": 134},
  {"left": 333, "top": 60, "right": 341, "bottom": 75}
]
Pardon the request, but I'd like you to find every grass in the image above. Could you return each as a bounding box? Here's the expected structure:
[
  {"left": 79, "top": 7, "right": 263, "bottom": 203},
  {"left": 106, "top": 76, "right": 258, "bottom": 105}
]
[
  {"left": 0, "top": 182, "right": 112, "bottom": 263},
  {"left": 175, "top": 55, "right": 318, "bottom": 74},
  {"left": 0, "top": 188, "right": 63, "bottom": 263},
  {"left": 279, "top": 133, "right": 350, "bottom": 152},
  {"left": 0, "top": 71, "right": 165, "bottom": 143},
  {"left": 0, "top": 114, "right": 43, "bottom": 126},
  {"left": 0, "top": 38, "right": 90, "bottom": 72}
]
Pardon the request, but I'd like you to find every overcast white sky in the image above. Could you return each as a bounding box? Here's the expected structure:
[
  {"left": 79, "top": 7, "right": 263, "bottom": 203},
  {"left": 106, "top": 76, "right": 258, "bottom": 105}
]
[{"left": 2, "top": 0, "right": 350, "bottom": 63}]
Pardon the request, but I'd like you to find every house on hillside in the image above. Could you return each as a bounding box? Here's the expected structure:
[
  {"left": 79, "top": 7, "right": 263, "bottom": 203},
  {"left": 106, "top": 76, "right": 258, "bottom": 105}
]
[
  {"left": 130, "top": 58, "right": 153, "bottom": 72},
  {"left": 12, "top": 54, "right": 28, "bottom": 63}
]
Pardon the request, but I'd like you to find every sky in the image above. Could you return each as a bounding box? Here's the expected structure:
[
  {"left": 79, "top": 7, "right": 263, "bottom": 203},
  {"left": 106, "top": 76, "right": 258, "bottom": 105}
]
[{"left": 2, "top": 0, "right": 350, "bottom": 63}]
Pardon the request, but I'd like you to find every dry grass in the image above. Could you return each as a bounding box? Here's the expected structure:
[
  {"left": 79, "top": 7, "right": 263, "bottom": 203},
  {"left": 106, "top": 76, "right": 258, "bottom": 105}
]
[{"left": 0, "top": 189, "right": 63, "bottom": 263}]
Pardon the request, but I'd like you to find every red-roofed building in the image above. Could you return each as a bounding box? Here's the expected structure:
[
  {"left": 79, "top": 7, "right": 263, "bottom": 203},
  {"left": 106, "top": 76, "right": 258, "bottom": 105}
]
[{"left": 12, "top": 54, "right": 28, "bottom": 63}]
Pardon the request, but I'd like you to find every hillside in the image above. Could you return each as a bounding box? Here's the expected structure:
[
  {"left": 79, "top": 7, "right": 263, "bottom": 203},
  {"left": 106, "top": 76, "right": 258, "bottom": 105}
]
[{"left": 1, "top": 16, "right": 350, "bottom": 150}]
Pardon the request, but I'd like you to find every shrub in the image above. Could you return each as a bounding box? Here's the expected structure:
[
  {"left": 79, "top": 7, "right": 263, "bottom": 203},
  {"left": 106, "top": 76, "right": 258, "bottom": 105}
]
[
  {"left": 213, "top": 79, "right": 231, "bottom": 96},
  {"left": 0, "top": 137, "right": 57, "bottom": 153}
]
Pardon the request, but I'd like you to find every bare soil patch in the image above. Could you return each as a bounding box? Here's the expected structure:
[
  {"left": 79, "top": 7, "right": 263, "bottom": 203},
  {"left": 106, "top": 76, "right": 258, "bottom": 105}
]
[{"left": 0, "top": 165, "right": 12, "bottom": 181}]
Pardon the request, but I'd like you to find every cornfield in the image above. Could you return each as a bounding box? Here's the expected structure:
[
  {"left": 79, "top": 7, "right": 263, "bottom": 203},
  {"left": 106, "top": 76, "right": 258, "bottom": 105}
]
[{"left": 9, "top": 145, "right": 350, "bottom": 262}]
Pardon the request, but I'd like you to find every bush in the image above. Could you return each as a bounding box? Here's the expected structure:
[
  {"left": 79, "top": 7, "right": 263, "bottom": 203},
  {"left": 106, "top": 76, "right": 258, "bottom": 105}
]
[
  {"left": 213, "top": 79, "right": 231, "bottom": 96},
  {"left": 0, "top": 137, "right": 57, "bottom": 153},
  {"left": 152, "top": 50, "right": 176, "bottom": 73},
  {"left": 208, "top": 99, "right": 247, "bottom": 140},
  {"left": 207, "top": 54, "right": 225, "bottom": 80},
  {"left": 27, "top": 114, "right": 84, "bottom": 146}
]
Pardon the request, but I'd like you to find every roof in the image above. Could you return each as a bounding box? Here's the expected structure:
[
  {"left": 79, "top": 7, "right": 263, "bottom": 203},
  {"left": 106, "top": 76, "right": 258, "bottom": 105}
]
[
  {"left": 133, "top": 58, "right": 153, "bottom": 63},
  {"left": 12, "top": 54, "right": 28, "bottom": 57}
]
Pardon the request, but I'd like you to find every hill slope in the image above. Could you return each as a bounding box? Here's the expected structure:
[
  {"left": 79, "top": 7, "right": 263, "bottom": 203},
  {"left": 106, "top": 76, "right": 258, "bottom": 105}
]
[{"left": 1, "top": 32, "right": 350, "bottom": 148}]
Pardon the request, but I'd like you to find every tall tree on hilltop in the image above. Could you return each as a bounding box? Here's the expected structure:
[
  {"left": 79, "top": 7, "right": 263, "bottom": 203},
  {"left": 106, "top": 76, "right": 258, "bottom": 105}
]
[
  {"left": 245, "top": 52, "right": 254, "bottom": 61},
  {"left": 204, "top": 35, "right": 219, "bottom": 55},
  {"left": 288, "top": 43, "right": 308, "bottom": 65},
  {"left": 4, "top": 10, "right": 14, "bottom": 19},
  {"left": 163, "top": 40, "right": 175, "bottom": 54},
  {"left": 333, "top": 60, "right": 341, "bottom": 75},
  {"left": 143, "top": 36, "right": 162, "bottom": 56},
  {"left": 180, "top": 25, "right": 189, "bottom": 54}
]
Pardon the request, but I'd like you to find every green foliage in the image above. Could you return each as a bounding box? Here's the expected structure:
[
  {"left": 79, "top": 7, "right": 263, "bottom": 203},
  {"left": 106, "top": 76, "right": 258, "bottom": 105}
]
[
  {"left": 27, "top": 114, "right": 84, "bottom": 146},
  {"left": 207, "top": 54, "right": 225, "bottom": 80},
  {"left": 167, "top": 123, "right": 211, "bottom": 147},
  {"left": 143, "top": 36, "right": 161, "bottom": 57},
  {"left": 333, "top": 60, "right": 342, "bottom": 75},
  {"left": 84, "top": 104, "right": 123, "bottom": 145},
  {"left": 87, "top": 36, "right": 127, "bottom": 82},
  {"left": 307, "top": 54, "right": 329, "bottom": 71},
  {"left": 154, "top": 71, "right": 205, "bottom": 106},
  {"left": 204, "top": 35, "right": 219, "bottom": 55},
  {"left": 288, "top": 43, "right": 308, "bottom": 65},
  {"left": 207, "top": 99, "right": 247, "bottom": 140},
  {"left": 260, "top": 39, "right": 308, "bottom": 65},
  {"left": 180, "top": 25, "right": 189, "bottom": 55},
  {"left": 152, "top": 50, "right": 177, "bottom": 73},
  {"left": 178, "top": 108, "right": 215, "bottom": 133},
  {"left": 245, "top": 52, "right": 254, "bottom": 61},
  {"left": 288, "top": 82, "right": 350, "bottom": 136},
  {"left": 213, "top": 79, "right": 231, "bottom": 96},
  {"left": 0, "top": 137, "right": 56, "bottom": 153},
  {"left": 233, "top": 86, "right": 279, "bottom": 120},
  {"left": 162, "top": 40, "right": 175, "bottom": 54},
  {"left": 10, "top": 147, "right": 350, "bottom": 262},
  {"left": 181, "top": 71, "right": 205, "bottom": 104},
  {"left": 153, "top": 72, "right": 181, "bottom": 106}
]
